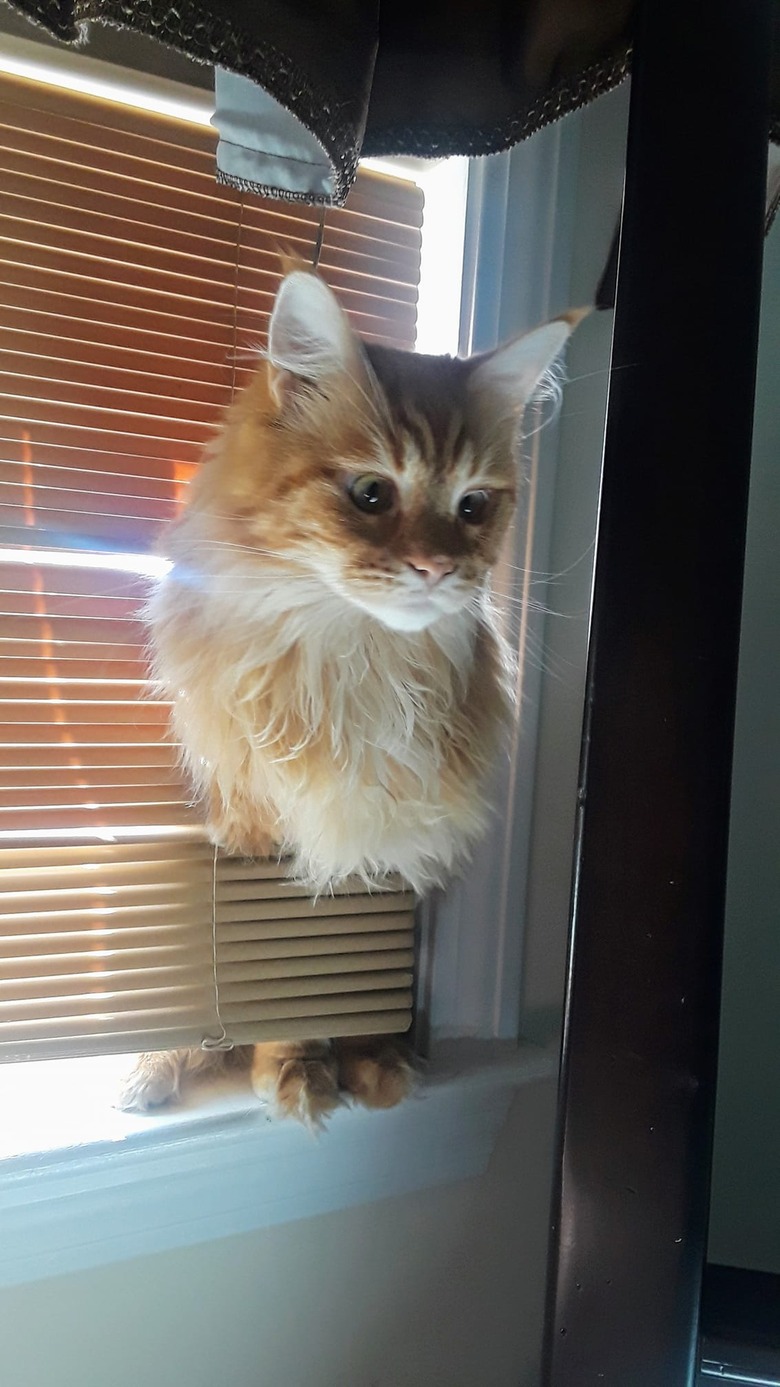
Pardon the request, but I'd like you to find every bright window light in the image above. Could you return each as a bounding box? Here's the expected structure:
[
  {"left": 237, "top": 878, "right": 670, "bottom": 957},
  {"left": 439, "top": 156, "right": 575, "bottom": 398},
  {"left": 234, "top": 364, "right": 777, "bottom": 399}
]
[
  {"left": 0, "top": 33, "right": 213, "bottom": 125},
  {"left": 0, "top": 546, "right": 172, "bottom": 577},
  {"left": 362, "top": 156, "right": 468, "bottom": 357},
  {"left": 413, "top": 158, "right": 469, "bottom": 357}
]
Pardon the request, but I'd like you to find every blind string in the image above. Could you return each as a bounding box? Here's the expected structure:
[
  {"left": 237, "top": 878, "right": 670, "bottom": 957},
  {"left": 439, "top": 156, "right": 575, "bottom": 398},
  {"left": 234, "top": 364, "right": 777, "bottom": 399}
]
[{"left": 201, "top": 841, "right": 231, "bottom": 1050}]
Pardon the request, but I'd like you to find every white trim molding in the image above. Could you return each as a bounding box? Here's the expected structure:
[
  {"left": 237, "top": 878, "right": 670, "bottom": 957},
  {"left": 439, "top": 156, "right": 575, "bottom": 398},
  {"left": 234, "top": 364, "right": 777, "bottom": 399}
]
[
  {"left": 0, "top": 1043, "right": 554, "bottom": 1288},
  {"left": 424, "top": 84, "right": 630, "bottom": 1048},
  {"left": 426, "top": 117, "right": 586, "bottom": 1044}
]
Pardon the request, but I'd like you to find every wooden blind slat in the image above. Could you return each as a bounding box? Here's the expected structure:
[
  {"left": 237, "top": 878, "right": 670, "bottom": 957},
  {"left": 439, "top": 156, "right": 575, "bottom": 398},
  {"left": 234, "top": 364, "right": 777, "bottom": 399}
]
[
  {"left": 2, "top": 328, "right": 231, "bottom": 385},
  {"left": 0, "top": 662, "right": 145, "bottom": 682},
  {"left": 0, "top": 471, "right": 178, "bottom": 518},
  {"left": 0, "top": 745, "right": 178, "bottom": 773},
  {"left": 0, "top": 439, "right": 199, "bottom": 488},
  {"left": 0, "top": 840, "right": 416, "bottom": 1060},
  {"left": 0, "top": 239, "right": 236, "bottom": 313},
  {"left": 0, "top": 613, "right": 149, "bottom": 644},
  {"left": 2, "top": 182, "right": 423, "bottom": 258},
  {"left": 2, "top": 283, "right": 235, "bottom": 347},
  {"left": 1, "top": 355, "right": 228, "bottom": 410},
  {"left": 0, "top": 785, "right": 184, "bottom": 811},
  {"left": 221, "top": 948, "right": 415, "bottom": 981}
]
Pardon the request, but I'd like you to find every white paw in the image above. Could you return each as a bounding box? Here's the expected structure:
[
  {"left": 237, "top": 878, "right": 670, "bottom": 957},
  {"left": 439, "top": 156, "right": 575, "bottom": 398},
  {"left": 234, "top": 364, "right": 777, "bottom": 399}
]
[{"left": 116, "top": 1060, "right": 180, "bottom": 1112}]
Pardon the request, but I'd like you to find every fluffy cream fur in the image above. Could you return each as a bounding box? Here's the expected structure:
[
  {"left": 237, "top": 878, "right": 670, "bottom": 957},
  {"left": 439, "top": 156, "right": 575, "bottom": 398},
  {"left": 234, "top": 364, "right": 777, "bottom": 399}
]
[{"left": 149, "top": 523, "right": 511, "bottom": 891}]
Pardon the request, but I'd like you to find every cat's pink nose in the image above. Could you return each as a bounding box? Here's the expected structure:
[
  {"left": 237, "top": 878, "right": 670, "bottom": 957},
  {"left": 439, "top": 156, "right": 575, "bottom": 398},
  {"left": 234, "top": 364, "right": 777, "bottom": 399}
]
[{"left": 405, "top": 554, "right": 454, "bottom": 586}]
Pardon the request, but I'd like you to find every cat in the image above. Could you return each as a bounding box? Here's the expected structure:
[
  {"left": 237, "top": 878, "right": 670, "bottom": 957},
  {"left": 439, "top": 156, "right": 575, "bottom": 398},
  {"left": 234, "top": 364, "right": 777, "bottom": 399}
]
[{"left": 120, "top": 269, "right": 583, "bottom": 1124}]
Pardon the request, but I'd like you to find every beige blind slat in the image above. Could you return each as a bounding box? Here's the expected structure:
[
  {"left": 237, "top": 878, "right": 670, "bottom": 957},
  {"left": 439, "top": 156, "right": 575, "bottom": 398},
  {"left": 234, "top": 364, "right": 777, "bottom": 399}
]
[
  {"left": 0, "top": 842, "right": 416, "bottom": 1060},
  {"left": 218, "top": 931, "right": 415, "bottom": 960},
  {"left": 220, "top": 949, "right": 415, "bottom": 980},
  {"left": 224, "top": 1011, "right": 413, "bottom": 1045},
  {"left": 2, "top": 191, "right": 423, "bottom": 259},
  {"left": 3, "top": 328, "right": 230, "bottom": 383},
  {"left": 2, "top": 355, "right": 228, "bottom": 407},
  {"left": 0, "top": 72, "right": 422, "bottom": 1061},
  {"left": 2, "top": 281, "right": 236, "bottom": 346},
  {"left": 2, "top": 1012, "right": 412, "bottom": 1059},
  {"left": 222, "top": 991, "right": 412, "bottom": 1023},
  {"left": 0, "top": 968, "right": 414, "bottom": 1006}
]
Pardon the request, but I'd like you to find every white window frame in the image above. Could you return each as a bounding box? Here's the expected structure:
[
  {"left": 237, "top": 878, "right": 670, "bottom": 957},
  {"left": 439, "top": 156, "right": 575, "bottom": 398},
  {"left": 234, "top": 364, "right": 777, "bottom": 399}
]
[
  {"left": 424, "top": 84, "right": 629, "bottom": 1050},
  {"left": 0, "top": 28, "right": 630, "bottom": 1286}
]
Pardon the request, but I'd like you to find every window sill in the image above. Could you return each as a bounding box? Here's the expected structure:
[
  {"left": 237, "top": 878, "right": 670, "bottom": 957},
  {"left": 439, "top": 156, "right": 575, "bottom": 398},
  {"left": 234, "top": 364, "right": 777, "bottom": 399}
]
[{"left": 0, "top": 1040, "right": 556, "bottom": 1287}]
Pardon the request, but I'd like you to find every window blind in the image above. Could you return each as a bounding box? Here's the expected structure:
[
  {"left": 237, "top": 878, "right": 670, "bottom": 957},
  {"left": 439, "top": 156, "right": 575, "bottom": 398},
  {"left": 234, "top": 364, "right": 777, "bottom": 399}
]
[
  {"left": 0, "top": 842, "right": 416, "bottom": 1060},
  {"left": 0, "top": 72, "right": 422, "bottom": 1062}
]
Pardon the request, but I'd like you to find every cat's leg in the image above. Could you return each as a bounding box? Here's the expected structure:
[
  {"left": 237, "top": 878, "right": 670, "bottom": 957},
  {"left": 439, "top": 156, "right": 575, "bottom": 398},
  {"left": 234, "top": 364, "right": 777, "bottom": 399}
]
[
  {"left": 334, "top": 1035, "right": 417, "bottom": 1110},
  {"left": 250, "top": 1040, "right": 341, "bottom": 1127},
  {"left": 118, "top": 1046, "right": 252, "bottom": 1111}
]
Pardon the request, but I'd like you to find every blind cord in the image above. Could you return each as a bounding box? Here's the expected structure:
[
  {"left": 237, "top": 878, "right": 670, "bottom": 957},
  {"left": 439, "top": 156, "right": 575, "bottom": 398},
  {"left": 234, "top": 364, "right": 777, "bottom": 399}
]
[{"left": 201, "top": 842, "right": 231, "bottom": 1051}]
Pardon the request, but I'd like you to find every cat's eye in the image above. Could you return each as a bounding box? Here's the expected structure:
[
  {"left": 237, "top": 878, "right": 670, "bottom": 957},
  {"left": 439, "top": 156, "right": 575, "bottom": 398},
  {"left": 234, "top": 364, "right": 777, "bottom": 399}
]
[
  {"left": 458, "top": 489, "right": 491, "bottom": 525},
  {"left": 348, "top": 474, "right": 397, "bottom": 515}
]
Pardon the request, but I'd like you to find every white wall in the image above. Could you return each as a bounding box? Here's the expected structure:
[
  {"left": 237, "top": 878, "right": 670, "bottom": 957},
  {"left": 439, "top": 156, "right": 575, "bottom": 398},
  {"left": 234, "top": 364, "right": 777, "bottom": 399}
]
[
  {"left": 708, "top": 218, "right": 780, "bottom": 1275},
  {"left": 0, "top": 1084, "right": 555, "bottom": 1387}
]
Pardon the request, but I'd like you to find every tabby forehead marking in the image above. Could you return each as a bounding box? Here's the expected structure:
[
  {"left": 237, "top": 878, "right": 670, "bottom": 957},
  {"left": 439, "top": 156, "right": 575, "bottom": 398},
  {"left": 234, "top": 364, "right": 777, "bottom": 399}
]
[
  {"left": 385, "top": 408, "right": 479, "bottom": 495},
  {"left": 394, "top": 407, "right": 431, "bottom": 468},
  {"left": 375, "top": 362, "right": 471, "bottom": 472}
]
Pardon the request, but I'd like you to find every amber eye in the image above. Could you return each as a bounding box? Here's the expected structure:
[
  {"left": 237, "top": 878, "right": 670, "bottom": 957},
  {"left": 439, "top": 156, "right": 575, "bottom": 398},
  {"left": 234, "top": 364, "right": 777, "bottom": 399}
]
[
  {"left": 458, "top": 489, "right": 491, "bottom": 525},
  {"left": 348, "top": 474, "right": 397, "bottom": 515}
]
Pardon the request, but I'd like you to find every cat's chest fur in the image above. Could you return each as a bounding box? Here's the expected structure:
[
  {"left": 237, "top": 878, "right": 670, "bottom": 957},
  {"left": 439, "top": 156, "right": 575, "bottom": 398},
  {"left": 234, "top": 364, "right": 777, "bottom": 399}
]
[{"left": 151, "top": 562, "right": 512, "bottom": 892}]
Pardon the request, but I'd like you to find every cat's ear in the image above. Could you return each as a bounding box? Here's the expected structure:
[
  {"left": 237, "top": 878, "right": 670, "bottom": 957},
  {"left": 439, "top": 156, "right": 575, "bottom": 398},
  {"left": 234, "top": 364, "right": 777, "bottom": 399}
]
[
  {"left": 468, "top": 309, "right": 589, "bottom": 428},
  {"left": 267, "top": 270, "right": 362, "bottom": 409}
]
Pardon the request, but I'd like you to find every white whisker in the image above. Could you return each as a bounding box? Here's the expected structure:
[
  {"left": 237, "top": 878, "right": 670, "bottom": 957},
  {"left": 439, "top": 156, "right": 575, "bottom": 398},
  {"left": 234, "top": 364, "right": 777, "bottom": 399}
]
[{"left": 494, "top": 539, "right": 596, "bottom": 586}]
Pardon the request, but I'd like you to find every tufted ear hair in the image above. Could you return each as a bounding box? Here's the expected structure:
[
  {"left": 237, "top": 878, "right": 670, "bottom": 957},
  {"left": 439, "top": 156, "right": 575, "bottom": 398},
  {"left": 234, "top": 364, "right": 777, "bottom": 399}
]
[
  {"left": 467, "top": 309, "right": 589, "bottom": 430},
  {"left": 267, "top": 270, "right": 365, "bottom": 409}
]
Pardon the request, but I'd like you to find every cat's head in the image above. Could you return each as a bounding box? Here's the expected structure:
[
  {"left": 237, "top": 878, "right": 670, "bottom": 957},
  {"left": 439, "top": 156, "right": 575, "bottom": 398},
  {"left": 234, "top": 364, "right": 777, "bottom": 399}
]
[{"left": 209, "top": 271, "right": 584, "bottom": 633}]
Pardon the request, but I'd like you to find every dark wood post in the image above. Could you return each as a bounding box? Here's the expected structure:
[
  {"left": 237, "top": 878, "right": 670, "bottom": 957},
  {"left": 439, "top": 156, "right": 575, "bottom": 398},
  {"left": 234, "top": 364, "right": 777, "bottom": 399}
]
[{"left": 543, "top": 2, "right": 773, "bottom": 1382}]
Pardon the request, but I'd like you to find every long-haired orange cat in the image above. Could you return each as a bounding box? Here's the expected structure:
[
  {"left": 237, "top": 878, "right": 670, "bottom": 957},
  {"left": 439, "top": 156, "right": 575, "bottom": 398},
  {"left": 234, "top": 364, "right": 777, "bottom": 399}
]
[{"left": 121, "top": 270, "right": 582, "bottom": 1123}]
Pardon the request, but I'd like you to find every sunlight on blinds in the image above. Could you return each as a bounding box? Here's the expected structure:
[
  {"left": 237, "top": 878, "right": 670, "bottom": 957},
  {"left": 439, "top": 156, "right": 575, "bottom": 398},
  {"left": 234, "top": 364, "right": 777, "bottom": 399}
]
[{"left": 0, "top": 71, "right": 422, "bottom": 1060}]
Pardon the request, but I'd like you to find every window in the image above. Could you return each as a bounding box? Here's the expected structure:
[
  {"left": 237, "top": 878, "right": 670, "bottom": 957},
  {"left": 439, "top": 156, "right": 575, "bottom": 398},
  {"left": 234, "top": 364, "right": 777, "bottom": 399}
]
[
  {"left": 0, "top": 49, "right": 624, "bottom": 1288},
  {"left": 0, "top": 68, "right": 424, "bottom": 1063}
]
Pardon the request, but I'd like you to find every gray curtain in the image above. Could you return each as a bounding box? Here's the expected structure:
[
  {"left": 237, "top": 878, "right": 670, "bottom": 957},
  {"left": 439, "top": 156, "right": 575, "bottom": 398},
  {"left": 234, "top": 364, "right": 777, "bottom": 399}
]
[{"left": 7, "top": 1, "right": 779, "bottom": 204}]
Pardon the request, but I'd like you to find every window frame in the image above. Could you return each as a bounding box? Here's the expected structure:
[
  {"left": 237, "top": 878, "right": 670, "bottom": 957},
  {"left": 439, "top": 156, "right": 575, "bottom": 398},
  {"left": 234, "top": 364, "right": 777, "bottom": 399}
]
[
  {"left": 0, "top": 1040, "right": 555, "bottom": 1289},
  {"left": 0, "top": 29, "right": 631, "bottom": 1286},
  {"left": 422, "top": 84, "right": 629, "bottom": 1052}
]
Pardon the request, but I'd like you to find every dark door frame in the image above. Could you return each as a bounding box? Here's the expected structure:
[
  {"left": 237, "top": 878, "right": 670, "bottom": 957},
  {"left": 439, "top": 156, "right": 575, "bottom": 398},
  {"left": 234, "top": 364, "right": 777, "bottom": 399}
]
[{"left": 542, "top": 2, "right": 773, "bottom": 1383}]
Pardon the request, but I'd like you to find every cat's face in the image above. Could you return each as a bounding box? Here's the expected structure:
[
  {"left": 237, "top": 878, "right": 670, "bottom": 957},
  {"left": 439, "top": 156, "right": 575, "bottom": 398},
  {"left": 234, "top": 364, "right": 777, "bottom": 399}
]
[{"left": 208, "top": 272, "right": 581, "bottom": 633}]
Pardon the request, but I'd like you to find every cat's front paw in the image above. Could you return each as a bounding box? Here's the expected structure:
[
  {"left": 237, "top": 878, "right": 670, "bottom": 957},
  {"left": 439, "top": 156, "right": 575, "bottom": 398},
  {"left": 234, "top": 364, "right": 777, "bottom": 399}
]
[
  {"left": 250, "top": 1041, "right": 341, "bottom": 1129},
  {"left": 335, "top": 1036, "right": 418, "bottom": 1110},
  {"left": 117, "top": 1051, "right": 183, "bottom": 1111}
]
